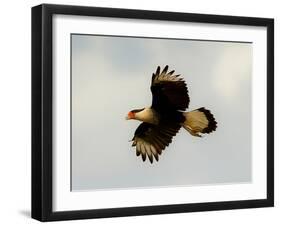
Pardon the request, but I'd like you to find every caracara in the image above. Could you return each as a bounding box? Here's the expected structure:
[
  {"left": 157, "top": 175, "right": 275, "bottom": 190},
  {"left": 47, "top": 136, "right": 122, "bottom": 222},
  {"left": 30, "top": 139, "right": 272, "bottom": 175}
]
[{"left": 126, "top": 65, "right": 217, "bottom": 163}]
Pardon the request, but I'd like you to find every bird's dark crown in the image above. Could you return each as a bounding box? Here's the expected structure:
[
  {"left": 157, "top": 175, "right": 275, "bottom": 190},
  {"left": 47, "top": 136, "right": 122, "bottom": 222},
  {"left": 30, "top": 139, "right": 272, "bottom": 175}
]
[{"left": 131, "top": 108, "right": 145, "bottom": 113}]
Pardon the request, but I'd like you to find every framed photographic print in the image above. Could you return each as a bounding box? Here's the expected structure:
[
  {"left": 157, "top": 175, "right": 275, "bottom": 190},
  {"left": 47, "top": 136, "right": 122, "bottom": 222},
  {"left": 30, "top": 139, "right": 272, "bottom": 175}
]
[{"left": 31, "top": 4, "right": 274, "bottom": 221}]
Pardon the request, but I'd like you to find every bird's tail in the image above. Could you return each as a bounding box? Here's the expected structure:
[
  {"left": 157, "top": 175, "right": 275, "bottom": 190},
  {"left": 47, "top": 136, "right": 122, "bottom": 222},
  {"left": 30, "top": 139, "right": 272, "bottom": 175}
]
[{"left": 182, "top": 107, "right": 217, "bottom": 137}]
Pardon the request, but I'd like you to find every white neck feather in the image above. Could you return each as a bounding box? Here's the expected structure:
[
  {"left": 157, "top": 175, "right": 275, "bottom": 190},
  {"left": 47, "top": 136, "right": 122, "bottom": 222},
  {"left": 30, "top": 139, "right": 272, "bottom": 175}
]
[{"left": 135, "top": 108, "right": 158, "bottom": 124}]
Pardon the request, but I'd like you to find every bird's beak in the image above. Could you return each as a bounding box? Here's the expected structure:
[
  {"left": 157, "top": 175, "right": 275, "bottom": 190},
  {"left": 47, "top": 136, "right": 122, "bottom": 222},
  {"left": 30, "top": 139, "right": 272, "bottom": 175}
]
[{"left": 126, "top": 111, "right": 134, "bottom": 120}]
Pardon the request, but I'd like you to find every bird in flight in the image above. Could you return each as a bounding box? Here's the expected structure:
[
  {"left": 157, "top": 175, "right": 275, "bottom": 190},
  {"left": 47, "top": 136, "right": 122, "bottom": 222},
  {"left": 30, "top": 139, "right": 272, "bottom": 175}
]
[{"left": 126, "top": 65, "right": 217, "bottom": 163}]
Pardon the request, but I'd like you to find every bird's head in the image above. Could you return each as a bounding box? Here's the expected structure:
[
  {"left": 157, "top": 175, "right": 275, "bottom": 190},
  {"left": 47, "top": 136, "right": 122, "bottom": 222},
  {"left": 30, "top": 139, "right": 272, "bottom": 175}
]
[{"left": 126, "top": 108, "right": 145, "bottom": 120}]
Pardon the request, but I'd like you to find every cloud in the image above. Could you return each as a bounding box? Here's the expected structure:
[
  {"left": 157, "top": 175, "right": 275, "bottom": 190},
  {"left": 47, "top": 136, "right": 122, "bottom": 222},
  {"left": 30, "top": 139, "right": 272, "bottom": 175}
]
[{"left": 213, "top": 44, "right": 252, "bottom": 101}]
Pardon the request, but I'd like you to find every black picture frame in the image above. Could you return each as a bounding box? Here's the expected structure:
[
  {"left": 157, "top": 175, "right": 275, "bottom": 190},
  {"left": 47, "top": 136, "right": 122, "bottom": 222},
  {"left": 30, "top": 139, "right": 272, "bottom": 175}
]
[{"left": 32, "top": 3, "right": 274, "bottom": 222}]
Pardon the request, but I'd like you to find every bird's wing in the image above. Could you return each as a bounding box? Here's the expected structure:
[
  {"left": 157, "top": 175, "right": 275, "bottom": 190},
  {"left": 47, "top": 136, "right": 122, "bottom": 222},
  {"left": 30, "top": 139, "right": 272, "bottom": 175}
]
[
  {"left": 151, "top": 65, "right": 190, "bottom": 112},
  {"left": 131, "top": 122, "right": 181, "bottom": 163}
]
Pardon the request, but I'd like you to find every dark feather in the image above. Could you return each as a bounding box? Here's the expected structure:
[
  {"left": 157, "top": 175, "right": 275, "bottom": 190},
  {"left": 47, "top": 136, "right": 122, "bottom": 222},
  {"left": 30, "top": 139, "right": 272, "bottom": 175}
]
[
  {"left": 151, "top": 65, "right": 190, "bottom": 112},
  {"left": 198, "top": 107, "right": 218, "bottom": 133},
  {"left": 161, "top": 65, "right": 169, "bottom": 75},
  {"left": 132, "top": 121, "right": 181, "bottom": 163}
]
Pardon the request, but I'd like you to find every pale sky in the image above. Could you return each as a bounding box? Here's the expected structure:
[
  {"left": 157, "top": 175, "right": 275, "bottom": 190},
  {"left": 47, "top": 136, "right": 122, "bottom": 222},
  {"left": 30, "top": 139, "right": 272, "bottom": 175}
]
[{"left": 71, "top": 34, "right": 252, "bottom": 191}]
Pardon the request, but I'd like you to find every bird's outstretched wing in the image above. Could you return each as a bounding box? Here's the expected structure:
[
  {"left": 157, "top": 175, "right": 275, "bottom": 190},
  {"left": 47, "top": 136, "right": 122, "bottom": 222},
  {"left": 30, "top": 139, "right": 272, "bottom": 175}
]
[
  {"left": 151, "top": 65, "right": 190, "bottom": 112},
  {"left": 132, "top": 122, "right": 181, "bottom": 163}
]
